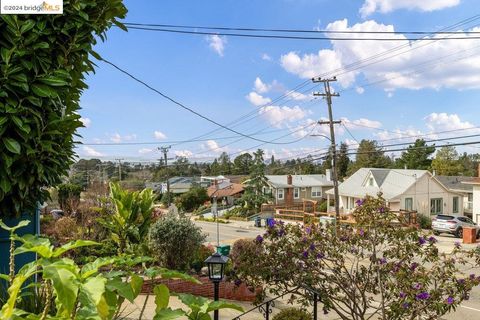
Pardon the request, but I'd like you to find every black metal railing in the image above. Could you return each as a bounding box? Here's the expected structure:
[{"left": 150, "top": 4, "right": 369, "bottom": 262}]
[{"left": 232, "top": 285, "right": 321, "bottom": 320}]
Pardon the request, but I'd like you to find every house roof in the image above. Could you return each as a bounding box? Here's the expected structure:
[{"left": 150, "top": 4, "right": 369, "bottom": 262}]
[
  {"left": 265, "top": 174, "right": 333, "bottom": 188},
  {"left": 326, "top": 168, "right": 429, "bottom": 200},
  {"left": 461, "top": 177, "right": 480, "bottom": 185},
  {"left": 207, "top": 183, "right": 244, "bottom": 198},
  {"left": 436, "top": 175, "right": 475, "bottom": 192}
]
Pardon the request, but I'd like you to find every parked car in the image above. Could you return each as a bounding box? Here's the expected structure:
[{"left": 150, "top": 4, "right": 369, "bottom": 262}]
[
  {"left": 432, "top": 214, "right": 480, "bottom": 238},
  {"left": 50, "top": 209, "right": 65, "bottom": 220}
]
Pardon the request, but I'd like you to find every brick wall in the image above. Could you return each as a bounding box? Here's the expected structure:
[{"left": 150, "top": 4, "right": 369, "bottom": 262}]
[{"left": 142, "top": 276, "right": 260, "bottom": 302}]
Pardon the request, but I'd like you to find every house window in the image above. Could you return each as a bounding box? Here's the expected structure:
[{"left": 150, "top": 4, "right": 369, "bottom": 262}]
[
  {"left": 368, "top": 177, "right": 374, "bottom": 186},
  {"left": 349, "top": 197, "right": 355, "bottom": 209},
  {"left": 430, "top": 198, "right": 443, "bottom": 215},
  {"left": 294, "top": 188, "right": 300, "bottom": 199},
  {"left": 405, "top": 198, "right": 413, "bottom": 211},
  {"left": 311, "top": 187, "right": 321, "bottom": 198},
  {"left": 453, "top": 197, "right": 459, "bottom": 213},
  {"left": 277, "top": 189, "right": 284, "bottom": 200}
]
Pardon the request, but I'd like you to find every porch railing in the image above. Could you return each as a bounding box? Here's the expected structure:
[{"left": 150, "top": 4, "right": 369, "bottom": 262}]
[{"left": 232, "top": 285, "right": 321, "bottom": 320}]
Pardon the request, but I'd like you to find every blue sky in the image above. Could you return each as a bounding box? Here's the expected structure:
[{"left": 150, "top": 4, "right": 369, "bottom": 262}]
[{"left": 77, "top": 0, "right": 480, "bottom": 162}]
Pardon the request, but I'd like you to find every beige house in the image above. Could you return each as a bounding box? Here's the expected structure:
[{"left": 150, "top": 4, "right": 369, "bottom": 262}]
[
  {"left": 327, "top": 168, "right": 464, "bottom": 216},
  {"left": 461, "top": 176, "right": 480, "bottom": 224},
  {"left": 265, "top": 173, "right": 334, "bottom": 205}
]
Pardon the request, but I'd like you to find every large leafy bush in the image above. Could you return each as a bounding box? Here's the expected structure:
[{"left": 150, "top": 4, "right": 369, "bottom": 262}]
[
  {"left": 149, "top": 215, "right": 206, "bottom": 271},
  {"left": 272, "top": 308, "right": 311, "bottom": 320},
  {"left": 0, "top": 0, "right": 127, "bottom": 217}
]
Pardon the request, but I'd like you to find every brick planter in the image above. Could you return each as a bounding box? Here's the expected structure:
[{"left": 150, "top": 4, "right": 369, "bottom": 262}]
[
  {"left": 142, "top": 276, "right": 260, "bottom": 302},
  {"left": 463, "top": 227, "right": 477, "bottom": 244}
]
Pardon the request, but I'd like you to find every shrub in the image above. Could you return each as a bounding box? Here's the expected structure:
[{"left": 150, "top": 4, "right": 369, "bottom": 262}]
[
  {"left": 177, "top": 187, "right": 209, "bottom": 212},
  {"left": 191, "top": 244, "right": 215, "bottom": 273},
  {"left": 149, "top": 215, "right": 206, "bottom": 271},
  {"left": 54, "top": 216, "right": 78, "bottom": 241},
  {"left": 273, "top": 308, "right": 311, "bottom": 320},
  {"left": 57, "top": 183, "right": 82, "bottom": 215},
  {"left": 418, "top": 214, "right": 432, "bottom": 229},
  {"left": 318, "top": 199, "right": 334, "bottom": 212},
  {"left": 230, "top": 239, "right": 263, "bottom": 274}
]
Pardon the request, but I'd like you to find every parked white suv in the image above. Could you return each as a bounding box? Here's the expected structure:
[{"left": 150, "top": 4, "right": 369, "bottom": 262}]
[{"left": 432, "top": 214, "right": 480, "bottom": 238}]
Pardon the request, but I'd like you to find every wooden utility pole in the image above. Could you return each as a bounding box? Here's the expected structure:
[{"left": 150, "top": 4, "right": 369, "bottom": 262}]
[
  {"left": 313, "top": 77, "right": 341, "bottom": 225},
  {"left": 159, "top": 146, "right": 172, "bottom": 206}
]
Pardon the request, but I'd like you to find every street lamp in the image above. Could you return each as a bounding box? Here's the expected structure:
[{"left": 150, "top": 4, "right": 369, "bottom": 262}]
[{"left": 205, "top": 252, "right": 229, "bottom": 320}]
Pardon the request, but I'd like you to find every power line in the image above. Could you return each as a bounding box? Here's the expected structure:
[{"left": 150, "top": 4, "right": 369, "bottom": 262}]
[
  {"left": 123, "top": 22, "right": 480, "bottom": 35},
  {"left": 124, "top": 25, "right": 480, "bottom": 41},
  {"left": 101, "top": 58, "right": 313, "bottom": 145}
]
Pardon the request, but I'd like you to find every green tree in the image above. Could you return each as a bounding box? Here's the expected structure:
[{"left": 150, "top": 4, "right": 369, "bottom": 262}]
[
  {"left": 395, "top": 139, "right": 435, "bottom": 170},
  {"left": 176, "top": 186, "right": 209, "bottom": 212},
  {"left": 348, "top": 140, "right": 392, "bottom": 174},
  {"left": 217, "top": 152, "right": 232, "bottom": 175},
  {"left": 0, "top": 1, "right": 127, "bottom": 217},
  {"left": 431, "top": 146, "right": 463, "bottom": 176},
  {"left": 233, "top": 153, "right": 254, "bottom": 175},
  {"left": 458, "top": 152, "right": 480, "bottom": 176},
  {"left": 337, "top": 142, "right": 350, "bottom": 179},
  {"left": 57, "top": 183, "right": 82, "bottom": 215}
]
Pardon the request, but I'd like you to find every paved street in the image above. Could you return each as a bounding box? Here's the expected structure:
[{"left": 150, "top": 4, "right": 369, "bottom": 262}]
[{"left": 194, "top": 220, "right": 264, "bottom": 245}]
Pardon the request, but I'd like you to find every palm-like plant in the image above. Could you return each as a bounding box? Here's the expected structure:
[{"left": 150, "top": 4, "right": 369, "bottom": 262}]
[{"left": 100, "top": 182, "right": 156, "bottom": 254}]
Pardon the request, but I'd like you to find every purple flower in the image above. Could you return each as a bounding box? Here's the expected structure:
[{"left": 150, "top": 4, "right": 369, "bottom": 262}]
[
  {"left": 413, "top": 283, "right": 422, "bottom": 290},
  {"left": 454, "top": 242, "right": 461, "bottom": 249},
  {"left": 305, "top": 227, "right": 311, "bottom": 234},
  {"left": 302, "top": 237, "right": 308, "bottom": 243},
  {"left": 278, "top": 229, "right": 285, "bottom": 237},
  {"left": 355, "top": 199, "right": 365, "bottom": 206},
  {"left": 418, "top": 237, "right": 426, "bottom": 245},
  {"left": 410, "top": 262, "right": 418, "bottom": 271},
  {"left": 309, "top": 243, "right": 316, "bottom": 251},
  {"left": 470, "top": 274, "right": 476, "bottom": 280},
  {"left": 379, "top": 257, "right": 387, "bottom": 265},
  {"left": 340, "top": 235, "right": 348, "bottom": 242},
  {"left": 268, "top": 219, "right": 277, "bottom": 227},
  {"left": 234, "top": 279, "right": 242, "bottom": 287},
  {"left": 416, "top": 292, "right": 430, "bottom": 300},
  {"left": 399, "top": 292, "right": 407, "bottom": 298},
  {"left": 402, "top": 302, "right": 410, "bottom": 309},
  {"left": 379, "top": 207, "right": 385, "bottom": 213},
  {"left": 457, "top": 278, "right": 465, "bottom": 285},
  {"left": 359, "top": 228, "right": 365, "bottom": 236},
  {"left": 255, "top": 235, "right": 263, "bottom": 244},
  {"left": 302, "top": 250, "right": 309, "bottom": 258},
  {"left": 316, "top": 252, "right": 325, "bottom": 259},
  {"left": 447, "top": 296, "right": 454, "bottom": 305},
  {"left": 428, "top": 236, "right": 437, "bottom": 243}
]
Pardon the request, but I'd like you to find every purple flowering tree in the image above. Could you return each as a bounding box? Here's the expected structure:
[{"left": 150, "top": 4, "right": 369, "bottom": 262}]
[{"left": 232, "top": 195, "right": 480, "bottom": 319}]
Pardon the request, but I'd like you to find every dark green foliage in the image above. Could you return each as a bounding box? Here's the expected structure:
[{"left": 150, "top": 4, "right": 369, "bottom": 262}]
[
  {"left": 57, "top": 183, "right": 82, "bottom": 214},
  {"left": 272, "top": 308, "right": 311, "bottom": 320},
  {"left": 395, "top": 139, "right": 435, "bottom": 170},
  {"left": 149, "top": 215, "right": 206, "bottom": 271},
  {"left": 418, "top": 214, "right": 432, "bottom": 230},
  {"left": 0, "top": 1, "right": 127, "bottom": 217},
  {"left": 337, "top": 142, "right": 350, "bottom": 179},
  {"left": 177, "top": 186, "right": 209, "bottom": 212},
  {"left": 348, "top": 140, "right": 392, "bottom": 174}
]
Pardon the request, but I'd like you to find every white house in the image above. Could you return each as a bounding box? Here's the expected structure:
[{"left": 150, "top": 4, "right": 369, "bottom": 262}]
[
  {"left": 326, "top": 168, "right": 464, "bottom": 216},
  {"left": 436, "top": 175, "right": 475, "bottom": 218},
  {"left": 461, "top": 177, "right": 480, "bottom": 224}
]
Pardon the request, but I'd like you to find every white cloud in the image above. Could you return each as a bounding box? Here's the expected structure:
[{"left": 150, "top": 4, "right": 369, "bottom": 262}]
[
  {"left": 261, "top": 53, "right": 272, "bottom": 61},
  {"left": 138, "top": 148, "right": 153, "bottom": 154},
  {"left": 206, "top": 35, "right": 226, "bottom": 56},
  {"left": 360, "top": 0, "right": 460, "bottom": 17},
  {"left": 344, "top": 139, "right": 359, "bottom": 146},
  {"left": 201, "top": 140, "right": 228, "bottom": 153},
  {"left": 356, "top": 87, "right": 365, "bottom": 94},
  {"left": 280, "top": 19, "right": 480, "bottom": 91},
  {"left": 260, "top": 105, "right": 310, "bottom": 128},
  {"left": 82, "top": 146, "right": 103, "bottom": 157},
  {"left": 254, "top": 77, "right": 270, "bottom": 93},
  {"left": 375, "top": 128, "right": 424, "bottom": 141},
  {"left": 174, "top": 150, "right": 193, "bottom": 158},
  {"left": 110, "top": 133, "right": 137, "bottom": 143},
  {"left": 80, "top": 117, "right": 91, "bottom": 128},
  {"left": 246, "top": 92, "right": 271, "bottom": 106},
  {"left": 343, "top": 117, "right": 383, "bottom": 129},
  {"left": 154, "top": 130, "right": 167, "bottom": 140},
  {"left": 424, "top": 113, "right": 478, "bottom": 132},
  {"left": 287, "top": 90, "right": 310, "bottom": 101}
]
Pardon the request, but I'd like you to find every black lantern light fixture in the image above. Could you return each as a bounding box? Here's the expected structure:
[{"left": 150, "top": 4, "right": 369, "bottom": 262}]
[{"left": 205, "top": 252, "right": 229, "bottom": 320}]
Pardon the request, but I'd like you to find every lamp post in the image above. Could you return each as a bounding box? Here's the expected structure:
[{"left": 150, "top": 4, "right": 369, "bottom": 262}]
[{"left": 205, "top": 252, "right": 229, "bottom": 320}]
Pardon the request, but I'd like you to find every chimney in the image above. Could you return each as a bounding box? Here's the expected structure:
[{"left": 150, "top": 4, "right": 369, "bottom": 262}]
[
  {"left": 287, "top": 174, "right": 292, "bottom": 185},
  {"left": 432, "top": 170, "right": 436, "bottom": 177},
  {"left": 325, "top": 169, "right": 331, "bottom": 181}
]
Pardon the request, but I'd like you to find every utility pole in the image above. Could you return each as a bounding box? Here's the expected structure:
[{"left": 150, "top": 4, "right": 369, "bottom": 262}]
[
  {"left": 115, "top": 158, "right": 124, "bottom": 181},
  {"left": 159, "top": 146, "right": 172, "bottom": 206},
  {"left": 313, "top": 77, "right": 341, "bottom": 226}
]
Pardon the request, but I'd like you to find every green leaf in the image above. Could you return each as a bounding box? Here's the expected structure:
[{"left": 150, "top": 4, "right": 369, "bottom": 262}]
[
  {"left": 0, "top": 219, "right": 29, "bottom": 232},
  {"left": 81, "top": 257, "right": 115, "bottom": 279},
  {"left": 43, "top": 262, "right": 80, "bottom": 317},
  {"left": 20, "top": 20, "right": 35, "bottom": 33},
  {"left": 153, "top": 308, "right": 185, "bottom": 320},
  {"left": 0, "top": 262, "right": 37, "bottom": 319},
  {"left": 53, "top": 240, "right": 99, "bottom": 257},
  {"left": 3, "top": 138, "right": 21, "bottom": 154},
  {"left": 206, "top": 301, "right": 244, "bottom": 313},
  {"left": 13, "top": 234, "right": 53, "bottom": 258},
  {"left": 78, "top": 275, "right": 108, "bottom": 318},
  {"left": 31, "top": 83, "right": 56, "bottom": 98},
  {"left": 154, "top": 284, "right": 170, "bottom": 313},
  {"left": 38, "top": 76, "right": 69, "bottom": 87},
  {"left": 0, "top": 179, "right": 11, "bottom": 193}
]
